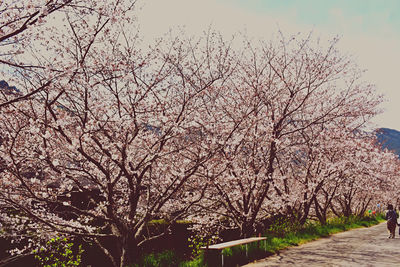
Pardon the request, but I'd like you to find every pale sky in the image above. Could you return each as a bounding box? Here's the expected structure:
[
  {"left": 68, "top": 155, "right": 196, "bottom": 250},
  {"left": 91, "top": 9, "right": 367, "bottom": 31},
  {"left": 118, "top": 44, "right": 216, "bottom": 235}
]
[{"left": 137, "top": 0, "right": 400, "bottom": 130}]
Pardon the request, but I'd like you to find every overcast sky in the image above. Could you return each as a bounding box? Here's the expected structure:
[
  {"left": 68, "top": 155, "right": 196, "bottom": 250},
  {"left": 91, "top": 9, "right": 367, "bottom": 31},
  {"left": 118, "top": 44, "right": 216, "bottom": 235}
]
[{"left": 137, "top": 0, "right": 400, "bottom": 130}]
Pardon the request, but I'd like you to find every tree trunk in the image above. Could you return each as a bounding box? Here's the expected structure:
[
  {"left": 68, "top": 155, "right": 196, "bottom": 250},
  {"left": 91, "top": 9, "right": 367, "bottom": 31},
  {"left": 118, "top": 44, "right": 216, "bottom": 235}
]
[
  {"left": 240, "top": 221, "right": 255, "bottom": 238},
  {"left": 299, "top": 196, "right": 315, "bottom": 225},
  {"left": 119, "top": 231, "right": 138, "bottom": 267},
  {"left": 314, "top": 197, "right": 327, "bottom": 225}
]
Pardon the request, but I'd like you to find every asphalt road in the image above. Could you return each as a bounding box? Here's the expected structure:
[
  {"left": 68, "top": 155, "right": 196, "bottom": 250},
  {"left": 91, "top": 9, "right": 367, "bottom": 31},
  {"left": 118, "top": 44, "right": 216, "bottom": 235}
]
[{"left": 243, "top": 222, "right": 400, "bottom": 267}]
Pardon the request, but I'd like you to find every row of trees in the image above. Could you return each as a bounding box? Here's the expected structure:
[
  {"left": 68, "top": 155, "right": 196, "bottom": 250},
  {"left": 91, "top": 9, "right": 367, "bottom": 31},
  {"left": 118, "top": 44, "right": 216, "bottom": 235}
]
[{"left": 1, "top": 1, "right": 399, "bottom": 266}]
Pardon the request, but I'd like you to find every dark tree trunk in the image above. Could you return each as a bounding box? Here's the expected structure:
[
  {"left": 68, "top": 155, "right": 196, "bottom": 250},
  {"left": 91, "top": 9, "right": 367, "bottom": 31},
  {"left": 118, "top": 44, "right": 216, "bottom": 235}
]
[
  {"left": 314, "top": 197, "right": 327, "bottom": 225},
  {"left": 299, "top": 196, "right": 315, "bottom": 225},
  {"left": 240, "top": 221, "right": 256, "bottom": 238}
]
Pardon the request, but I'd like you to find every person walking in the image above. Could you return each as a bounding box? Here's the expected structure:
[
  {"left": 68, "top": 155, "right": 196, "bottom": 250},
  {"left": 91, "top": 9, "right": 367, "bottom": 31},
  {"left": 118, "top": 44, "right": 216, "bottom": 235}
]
[{"left": 385, "top": 204, "right": 397, "bottom": 238}]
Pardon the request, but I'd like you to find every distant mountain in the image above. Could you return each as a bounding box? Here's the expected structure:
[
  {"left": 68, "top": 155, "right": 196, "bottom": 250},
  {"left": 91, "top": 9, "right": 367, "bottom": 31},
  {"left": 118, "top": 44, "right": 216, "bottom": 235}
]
[
  {"left": 0, "top": 80, "right": 21, "bottom": 95},
  {"left": 375, "top": 128, "right": 400, "bottom": 157}
]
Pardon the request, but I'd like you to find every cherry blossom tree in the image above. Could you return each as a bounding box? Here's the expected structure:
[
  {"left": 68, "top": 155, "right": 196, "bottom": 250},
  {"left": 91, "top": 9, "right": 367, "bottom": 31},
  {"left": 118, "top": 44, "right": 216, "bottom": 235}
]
[
  {"left": 285, "top": 127, "right": 400, "bottom": 225},
  {"left": 0, "top": 0, "right": 136, "bottom": 108},
  {"left": 0, "top": 3, "right": 239, "bottom": 265},
  {"left": 190, "top": 33, "right": 385, "bottom": 237},
  {"left": 329, "top": 138, "right": 400, "bottom": 218},
  {"left": 1, "top": 1, "right": 397, "bottom": 263}
]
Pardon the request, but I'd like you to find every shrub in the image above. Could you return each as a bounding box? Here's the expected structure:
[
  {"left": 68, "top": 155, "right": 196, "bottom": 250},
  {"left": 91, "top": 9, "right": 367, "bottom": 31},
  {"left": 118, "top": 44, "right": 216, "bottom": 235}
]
[
  {"left": 132, "top": 250, "right": 179, "bottom": 267},
  {"left": 34, "top": 237, "right": 84, "bottom": 267},
  {"left": 188, "top": 235, "right": 218, "bottom": 259}
]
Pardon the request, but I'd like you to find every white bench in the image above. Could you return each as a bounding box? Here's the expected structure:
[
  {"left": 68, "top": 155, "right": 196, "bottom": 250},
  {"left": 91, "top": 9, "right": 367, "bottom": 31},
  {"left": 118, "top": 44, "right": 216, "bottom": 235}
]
[{"left": 201, "top": 237, "right": 267, "bottom": 266}]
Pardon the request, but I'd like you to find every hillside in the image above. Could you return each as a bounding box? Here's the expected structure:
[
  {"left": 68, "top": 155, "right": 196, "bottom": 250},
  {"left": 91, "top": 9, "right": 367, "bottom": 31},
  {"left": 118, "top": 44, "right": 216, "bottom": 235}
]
[
  {"left": 375, "top": 128, "right": 400, "bottom": 157},
  {"left": 0, "top": 80, "right": 21, "bottom": 95}
]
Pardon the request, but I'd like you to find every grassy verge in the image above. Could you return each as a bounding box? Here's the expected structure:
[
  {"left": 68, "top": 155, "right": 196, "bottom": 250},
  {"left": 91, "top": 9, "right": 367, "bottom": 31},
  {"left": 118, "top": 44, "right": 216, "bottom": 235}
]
[
  {"left": 262, "top": 214, "right": 385, "bottom": 254},
  {"left": 138, "top": 214, "right": 385, "bottom": 267}
]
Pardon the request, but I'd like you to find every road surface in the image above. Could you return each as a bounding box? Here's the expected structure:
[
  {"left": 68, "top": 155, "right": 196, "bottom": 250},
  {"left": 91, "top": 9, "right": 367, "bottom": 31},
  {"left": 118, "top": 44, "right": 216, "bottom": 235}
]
[{"left": 243, "top": 222, "right": 400, "bottom": 267}]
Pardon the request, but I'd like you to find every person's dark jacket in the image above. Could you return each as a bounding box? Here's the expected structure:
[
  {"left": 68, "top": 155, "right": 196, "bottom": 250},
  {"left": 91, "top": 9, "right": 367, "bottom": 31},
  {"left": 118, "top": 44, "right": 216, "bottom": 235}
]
[{"left": 386, "top": 209, "right": 398, "bottom": 222}]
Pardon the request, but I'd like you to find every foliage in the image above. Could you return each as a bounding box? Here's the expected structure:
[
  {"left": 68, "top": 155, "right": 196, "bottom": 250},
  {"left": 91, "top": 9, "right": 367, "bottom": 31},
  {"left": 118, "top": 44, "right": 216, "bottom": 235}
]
[
  {"left": 34, "top": 237, "right": 84, "bottom": 267},
  {"left": 179, "top": 256, "right": 206, "bottom": 267},
  {"left": 263, "top": 215, "right": 383, "bottom": 253},
  {"left": 148, "top": 219, "right": 169, "bottom": 226},
  {"left": 266, "top": 216, "right": 302, "bottom": 237},
  {"left": 131, "top": 250, "right": 179, "bottom": 267},
  {"left": 188, "top": 235, "right": 219, "bottom": 259}
]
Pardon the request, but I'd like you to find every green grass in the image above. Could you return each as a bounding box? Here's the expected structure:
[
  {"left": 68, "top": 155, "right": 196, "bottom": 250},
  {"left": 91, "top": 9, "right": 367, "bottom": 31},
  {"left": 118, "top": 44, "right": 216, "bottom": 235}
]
[
  {"left": 132, "top": 250, "right": 179, "bottom": 267},
  {"left": 179, "top": 256, "right": 205, "bottom": 267},
  {"left": 138, "top": 214, "right": 385, "bottom": 267},
  {"left": 260, "top": 214, "right": 385, "bottom": 255}
]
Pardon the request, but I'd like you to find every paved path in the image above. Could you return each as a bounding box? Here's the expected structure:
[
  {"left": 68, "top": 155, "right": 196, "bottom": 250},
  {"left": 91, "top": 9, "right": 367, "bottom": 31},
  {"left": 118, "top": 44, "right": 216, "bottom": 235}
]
[{"left": 243, "top": 222, "right": 400, "bottom": 267}]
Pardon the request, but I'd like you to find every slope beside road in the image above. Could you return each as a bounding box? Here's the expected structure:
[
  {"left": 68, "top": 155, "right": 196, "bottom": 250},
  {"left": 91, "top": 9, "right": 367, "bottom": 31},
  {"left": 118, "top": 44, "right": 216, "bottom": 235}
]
[{"left": 243, "top": 222, "right": 400, "bottom": 267}]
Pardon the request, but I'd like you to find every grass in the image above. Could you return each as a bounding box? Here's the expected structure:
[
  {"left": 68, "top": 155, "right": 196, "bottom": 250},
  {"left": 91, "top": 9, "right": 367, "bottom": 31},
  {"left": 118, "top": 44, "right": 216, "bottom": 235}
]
[
  {"left": 179, "top": 256, "right": 205, "bottom": 267},
  {"left": 138, "top": 214, "right": 385, "bottom": 267},
  {"left": 132, "top": 250, "right": 179, "bottom": 267},
  {"left": 261, "top": 214, "right": 385, "bottom": 255}
]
